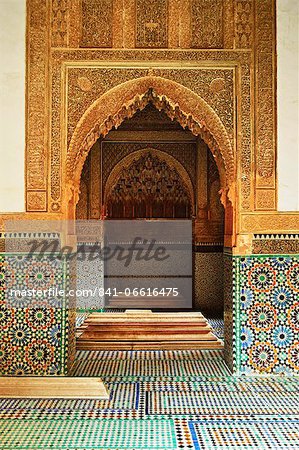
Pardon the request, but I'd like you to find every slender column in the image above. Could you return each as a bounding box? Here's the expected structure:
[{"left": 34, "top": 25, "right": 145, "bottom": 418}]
[
  {"left": 196, "top": 139, "right": 208, "bottom": 219},
  {"left": 89, "top": 140, "right": 101, "bottom": 219}
]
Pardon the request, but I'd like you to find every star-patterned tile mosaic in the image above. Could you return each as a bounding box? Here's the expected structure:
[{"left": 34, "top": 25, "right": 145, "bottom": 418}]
[{"left": 234, "top": 255, "right": 299, "bottom": 375}]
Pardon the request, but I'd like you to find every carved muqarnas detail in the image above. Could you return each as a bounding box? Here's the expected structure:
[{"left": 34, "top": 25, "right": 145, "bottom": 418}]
[{"left": 106, "top": 152, "right": 192, "bottom": 219}]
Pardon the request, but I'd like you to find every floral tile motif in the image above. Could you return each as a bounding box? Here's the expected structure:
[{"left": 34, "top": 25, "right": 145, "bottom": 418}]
[
  {"left": 235, "top": 255, "right": 299, "bottom": 375},
  {"left": 0, "top": 254, "right": 75, "bottom": 375}
]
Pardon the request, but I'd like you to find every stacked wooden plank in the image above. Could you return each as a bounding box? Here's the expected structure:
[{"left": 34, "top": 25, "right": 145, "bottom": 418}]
[
  {"left": 0, "top": 378, "right": 109, "bottom": 399},
  {"left": 76, "top": 310, "right": 223, "bottom": 350},
  {"left": 105, "top": 295, "right": 187, "bottom": 309}
]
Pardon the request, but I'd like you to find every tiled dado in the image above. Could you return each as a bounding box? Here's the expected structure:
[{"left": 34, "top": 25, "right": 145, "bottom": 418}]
[
  {"left": 0, "top": 254, "right": 76, "bottom": 376},
  {"left": 233, "top": 254, "right": 299, "bottom": 375},
  {"left": 1, "top": 250, "right": 299, "bottom": 377}
]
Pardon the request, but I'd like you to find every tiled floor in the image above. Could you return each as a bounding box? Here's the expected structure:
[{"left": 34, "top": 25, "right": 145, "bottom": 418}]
[{"left": 0, "top": 348, "right": 299, "bottom": 449}]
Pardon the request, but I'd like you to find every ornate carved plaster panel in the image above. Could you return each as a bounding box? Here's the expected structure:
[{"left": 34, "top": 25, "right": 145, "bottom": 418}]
[
  {"left": 234, "top": 0, "right": 254, "bottom": 49},
  {"left": 254, "top": 0, "right": 276, "bottom": 208},
  {"left": 81, "top": 0, "right": 113, "bottom": 48},
  {"left": 27, "top": 191, "right": 47, "bottom": 212},
  {"left": 255, "top": 189, "right": 277, "bottom": 211},
  {"left": 51, "top": 0, "right": 68, "bottom": 47},
  {"left": 66, "top": 66, "right": 234, "bottom": 146},
  {"left": 136, "top": 0, "right": 168, "bottom": 48},
  {"left": 25, "top": 0, "right": 278, "bottom": 232},
  {"left": 53, "top": 0, "right": 259, "bottom": 52},
  {"left": 26, "top": 0, "right": 49, "bottom": 211},
  {"left": 241, "top": 214, "right": 299, "bottom": 234},
  {"left": 104, "top": 148, "right": 195, "bottom": 209},
  {"left": 51, "top": 0, "right": 81, "bottom": 48},
  {"left": 191, "top": 0, "right": 224, "bottom": 48},
  {"left": 49, "top": 50, "right": 248, "bottom": 216},
  {"left": 89, "top": 141, "right": 102, "bottom": 219}
]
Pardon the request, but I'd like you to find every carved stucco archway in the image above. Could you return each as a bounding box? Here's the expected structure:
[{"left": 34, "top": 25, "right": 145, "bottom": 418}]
[
  {"left": 67, "top": 76, "right": 235, "bottom": 220},
  {"left": 103, "top": 148, "right": 195, "bottom": 216}
]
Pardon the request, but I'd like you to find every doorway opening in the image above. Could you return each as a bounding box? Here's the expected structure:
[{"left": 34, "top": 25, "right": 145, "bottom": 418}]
[{"left": 75, "top": 103, "right": 225, "bottom": 349}]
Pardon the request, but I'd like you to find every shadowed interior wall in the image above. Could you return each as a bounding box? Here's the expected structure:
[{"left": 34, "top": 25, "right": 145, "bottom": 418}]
[{"left": 194, "top": 251, "right": 224, "bottom": 317}]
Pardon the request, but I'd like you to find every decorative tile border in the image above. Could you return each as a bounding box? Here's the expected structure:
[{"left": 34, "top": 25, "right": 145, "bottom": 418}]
[
  {"left": 253, "top": 235, "right": 299, "bottom": 255},
  {"left": 188, "top": 418, "right": 299, "bottom": 450},
  {"left": 223, "top": 253, "right": 237, "bottom": 373},
  {"left": 0, "top": 232, "right": 61, "bottom": 253}
]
